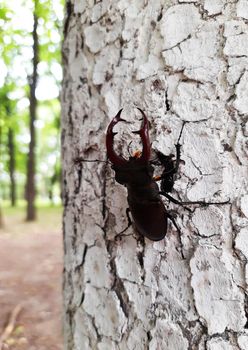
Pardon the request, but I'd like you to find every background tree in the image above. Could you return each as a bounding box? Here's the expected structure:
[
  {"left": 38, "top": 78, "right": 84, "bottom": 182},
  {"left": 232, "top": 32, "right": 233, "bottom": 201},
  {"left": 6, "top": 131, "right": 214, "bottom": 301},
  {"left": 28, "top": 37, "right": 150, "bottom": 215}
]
[
  {"left": 0, "top": 0, "right": 63, "bottom": 216},
  {"left": 62, "top": 1, "right": 248, "bottom": 349},
  {"left": 0, "top": 83, "right": 18, "bottom": 207},
  {"left": 26, "top": 0, "right": 39, "bottom": 221}
]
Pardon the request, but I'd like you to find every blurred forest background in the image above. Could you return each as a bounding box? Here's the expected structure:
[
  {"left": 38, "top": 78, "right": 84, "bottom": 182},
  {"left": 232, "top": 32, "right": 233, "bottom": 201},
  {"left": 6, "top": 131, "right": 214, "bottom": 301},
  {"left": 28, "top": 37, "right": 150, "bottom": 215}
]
[
  {"left": 0, "top": 0, "right": 64, "bottom": 226},
  {"left": 0, "top": 1, "right": 65, "bottom": 348}
]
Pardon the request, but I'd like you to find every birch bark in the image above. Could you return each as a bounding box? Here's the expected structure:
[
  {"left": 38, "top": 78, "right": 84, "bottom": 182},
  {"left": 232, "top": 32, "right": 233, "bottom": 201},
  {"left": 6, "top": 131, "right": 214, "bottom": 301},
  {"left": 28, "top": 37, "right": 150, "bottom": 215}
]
[{"left": 62, "top": 1, "right": 248, "bottom": 349}]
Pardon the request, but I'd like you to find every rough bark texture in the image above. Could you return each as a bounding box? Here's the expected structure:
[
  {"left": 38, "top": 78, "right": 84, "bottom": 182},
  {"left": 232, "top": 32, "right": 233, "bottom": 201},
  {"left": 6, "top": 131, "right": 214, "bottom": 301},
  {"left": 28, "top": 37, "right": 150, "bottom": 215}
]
[
  {"left": 26, "top": 7, "right": 38, "bottom": 221},
  {"left": 62, "top": 1, "right": 248, "bottom": 349}
]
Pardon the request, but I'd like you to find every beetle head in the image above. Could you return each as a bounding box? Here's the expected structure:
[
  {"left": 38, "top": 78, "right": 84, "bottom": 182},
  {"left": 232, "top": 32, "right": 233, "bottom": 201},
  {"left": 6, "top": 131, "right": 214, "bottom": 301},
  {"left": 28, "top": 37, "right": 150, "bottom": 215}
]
[{"left": 106, "top": 108, "right": 151, "bottom": 174}]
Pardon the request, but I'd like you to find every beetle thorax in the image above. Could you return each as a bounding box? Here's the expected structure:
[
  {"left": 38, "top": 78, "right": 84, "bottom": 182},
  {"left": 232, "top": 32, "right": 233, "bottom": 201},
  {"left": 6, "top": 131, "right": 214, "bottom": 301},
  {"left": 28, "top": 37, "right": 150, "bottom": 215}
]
[{"left": 112, "top": 160, "right": 154, "bottom": 187}]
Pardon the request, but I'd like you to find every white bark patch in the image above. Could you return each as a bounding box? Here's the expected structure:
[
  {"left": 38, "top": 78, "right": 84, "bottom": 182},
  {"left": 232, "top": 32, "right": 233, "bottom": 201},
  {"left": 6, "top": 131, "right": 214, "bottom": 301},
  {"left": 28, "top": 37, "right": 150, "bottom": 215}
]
[
  {"left": 224, "top": 20, "right": 247, "bottom": 37},
  {"left": 158, "top": 260, "right": 197, "bottom": 321},
  {"left": 102, "top": 87, "right": 120, "bottom": 116},
  {"left": 183, "top": 124, "right": 220, "bottom": 175},
  {"left": 136, "top": 55, "right": 163, "bottom": 81},
  {"left": 186, "top": 175, "right": 224, "bottom": 202},
  {"left": 97, "top": 338, "right": 116, "bottom": 350},
  {"left": 124, "top": 282, "right": 152, "bottom": 328},
  {"left": 233, "top": 71, "right": 248, "bottom": 115},
  {"left": 119, "top": 1, "right": 144, "bottom": 42},
  {"left": 190, "top": 246, "right": 246, "bottom": 335},
  {"left": 74, "top": 0, "right": 87, "bottom": 14},
  {"left": 83, "top": 285, "right": 127, "bottom": 341},
  {"left": 160, "top": 4, "right": 201, "bottom": 49},
  {"left": 126, "top": 325, "right": 148, "bottom": 350},
  {"left": 192, "top": 207, "right": 224, "bottom": 237},
  {"left": 141, "top": 75, "right": 168, "bottom": 119},
  {"left": 163, "top": 22, "right": 224, "bottom": 83},
  {"left": 91, "top": 0, "right": 108, "bottom": 23},
  {"left": 203, "top": 0, "right": 225, "bottom": 15},
  {"left": 84, "top": 24, "right": 106, "bottom": 53},
  {"left": 233, "top": 126, "right": 248, "bottom": 167},
  {"left": 84, "top": 244, "right": 112, "bottom": 288},
  {"left": 238, "top": 332, "right": 248, "bottom": 350},
  {"left": 172, "top": 82, "right": 218, "bottom": 121},
  {"left": 74, "top": 309, "right": 97, "bottom": 350},
  {"left": 206, "top": 338, "right": 237, "bottom": 350},
  {"left": 235, "top": 227, "right": 248, "bottom": 259},
  {"left": 93, "top": 45, "right": 119, "bottom": 85},
  {"left": 82, "top": 216, "right": 103, "bottom": 243},
  {"left": 157, "top": 235, "right": 197, "bottom": 321},
  {"left": 224, "top": 34, "right": 248, "bottom": 57},
  {"left": 115, "top": 236, "right": 142, "bottom": 283},
  {"left": 241, "top": 194, "right": 248, "bottom": 218},
  {"left": 149, "top": 320, "right": 188, "bottom": 350},
  {"left": 143, "top": 245, "right": 160, "bottom": 296},
  {"left": 226, "top": 57, "right": 248, "bottom": 85},
  {"left": 237, "top": 0, "right": 248, "bottom": 19}
]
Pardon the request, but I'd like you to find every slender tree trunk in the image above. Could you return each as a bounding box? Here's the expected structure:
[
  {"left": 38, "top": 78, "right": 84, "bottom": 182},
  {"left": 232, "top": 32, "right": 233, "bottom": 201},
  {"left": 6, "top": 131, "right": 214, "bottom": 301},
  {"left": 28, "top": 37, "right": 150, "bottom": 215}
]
[
  {"left": 8, "top": 127, "right": 16, "bottom": 207},
  {"left": 0, "top": 207, "right": 3, "bottom": 228},
  {"left": 26, "top": 3, "right": 38, "bottom": 221},
  {"left": 62, "top": 1, "right": 248, "bottom": 349},
  {"left": 0, "top": 122, "right": 4, "bottom": 228},
  {"left": 48, "top": 169, "right": 58, "bottom": 205}
]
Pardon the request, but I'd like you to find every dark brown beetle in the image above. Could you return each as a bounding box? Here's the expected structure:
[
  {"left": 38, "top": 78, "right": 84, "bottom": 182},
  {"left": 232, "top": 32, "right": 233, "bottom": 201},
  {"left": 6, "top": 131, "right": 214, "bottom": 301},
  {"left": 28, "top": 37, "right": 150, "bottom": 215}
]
[
  {"left": 106, "top": 108, "right": 229, "bottom": 241},
  {"left": 106, "top": 108, "right": 180, "bottom": 241}
]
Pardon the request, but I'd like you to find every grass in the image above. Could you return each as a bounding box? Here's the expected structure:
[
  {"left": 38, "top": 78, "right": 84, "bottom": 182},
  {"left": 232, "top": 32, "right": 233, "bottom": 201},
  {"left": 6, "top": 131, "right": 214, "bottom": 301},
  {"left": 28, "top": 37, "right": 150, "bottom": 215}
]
[{"left": 0, "top": 204, "right": 63, "bottom": 236}]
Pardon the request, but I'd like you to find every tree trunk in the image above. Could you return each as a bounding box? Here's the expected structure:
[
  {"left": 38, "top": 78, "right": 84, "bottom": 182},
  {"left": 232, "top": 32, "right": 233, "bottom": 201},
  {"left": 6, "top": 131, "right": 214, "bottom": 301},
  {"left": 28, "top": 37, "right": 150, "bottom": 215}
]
[
  {"left": 8, "top": 127, "right": 16, "bottom": 207},
  {"left": 0, "top": 121, "right": 4, "bottom": 228},
  {"left": 26, "top": 3, "right": 38, "bottom": 221},
  {"left": 0, "top": 207, "right": 3, "bottom": 229},
  {"left": 62, "top": 2, "right": 248, "bottom": 349}
]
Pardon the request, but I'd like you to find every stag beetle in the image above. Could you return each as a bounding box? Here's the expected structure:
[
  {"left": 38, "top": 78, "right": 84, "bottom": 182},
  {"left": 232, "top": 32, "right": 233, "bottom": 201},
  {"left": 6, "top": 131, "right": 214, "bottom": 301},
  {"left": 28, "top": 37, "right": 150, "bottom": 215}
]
[{"left": 106, "top": 108, "right": 228, "bottom": 241}]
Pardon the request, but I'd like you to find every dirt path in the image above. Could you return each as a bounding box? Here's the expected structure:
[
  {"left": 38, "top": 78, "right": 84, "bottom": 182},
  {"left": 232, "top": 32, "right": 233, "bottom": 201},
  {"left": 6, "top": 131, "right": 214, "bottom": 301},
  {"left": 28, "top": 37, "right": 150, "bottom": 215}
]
[{"left": 0, "top": 231, "right": 63, "bottom": 350}]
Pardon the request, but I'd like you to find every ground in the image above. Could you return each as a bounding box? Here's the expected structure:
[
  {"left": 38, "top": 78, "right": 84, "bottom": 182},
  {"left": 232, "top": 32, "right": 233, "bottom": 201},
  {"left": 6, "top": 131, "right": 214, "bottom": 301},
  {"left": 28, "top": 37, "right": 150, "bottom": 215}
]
[{"left": 0, "top": 206, "right": 63, "bottom": 350}]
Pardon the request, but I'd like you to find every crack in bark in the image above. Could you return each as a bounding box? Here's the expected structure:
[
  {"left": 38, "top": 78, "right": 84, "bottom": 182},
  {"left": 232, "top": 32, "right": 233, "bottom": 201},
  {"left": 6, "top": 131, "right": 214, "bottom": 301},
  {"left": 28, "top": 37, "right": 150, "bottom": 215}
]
[
  {"left": 165, "top": 88, "right": 170, "bottom": 112},
  {"left": 162, "top": 33, "right": 192, "bottom": 53},
  {"left": 101, "top": 162, "right": 108, "bottom": 224},
  {"left": 137, "top": 235, "right": 146, "bottom": 282},
  {"left": 106, "top": 239, "right": 131, "bottom": 321},
  {"left": 178, "top": 320, "right": 208, "bottom": 350},
  {"left": 64, "top": 1, "right": 73, "bottom": 38}
]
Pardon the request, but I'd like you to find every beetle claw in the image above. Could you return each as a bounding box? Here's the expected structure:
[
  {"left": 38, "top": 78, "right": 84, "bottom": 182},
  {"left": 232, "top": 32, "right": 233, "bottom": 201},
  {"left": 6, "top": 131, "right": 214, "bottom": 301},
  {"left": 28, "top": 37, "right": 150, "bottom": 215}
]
[
  {"left": 106, "top": 109, "right": 128, "bottom": 166},
  {"left": 106, "top": 108, "right": 151, "bottom": 166},
  {"left": 132, "top": 108, "right": 150, "bottom": 162}
]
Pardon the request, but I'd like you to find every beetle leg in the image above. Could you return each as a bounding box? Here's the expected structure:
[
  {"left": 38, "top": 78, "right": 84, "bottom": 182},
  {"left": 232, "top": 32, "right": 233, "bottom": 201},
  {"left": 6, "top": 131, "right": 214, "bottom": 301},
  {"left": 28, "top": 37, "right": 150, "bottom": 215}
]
[
  {"left": 167, "top": 211, "right": 185, "bottom": 259},
  {"left": 115, "top": 208, "right": 133, "bottom": 239},
  {"left": 160, "top": 192, "right": 230, "bottom": 208},
  {"left": 125, "top": 207, "right": 132, "bottom": 227},
  {"left": 155, "top": 122, "right": 186, "bottom": 193},
  {"left": 132, "top": 108, "right": 151, "bottom": 162},
  {"left": 106, "top": 109, "right": 128, "bottom": 166},
  {"left": 173, "top": 121, "right": 186, "bottom": 172},
  {"left": 160, "top": 192, "right": 192, "bottom": 212}
]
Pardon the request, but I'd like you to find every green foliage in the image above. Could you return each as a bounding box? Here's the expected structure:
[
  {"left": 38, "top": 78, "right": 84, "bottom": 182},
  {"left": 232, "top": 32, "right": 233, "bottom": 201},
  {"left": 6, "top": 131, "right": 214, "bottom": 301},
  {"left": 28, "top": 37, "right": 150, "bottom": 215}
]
[{"left": 0, "top": 0, "right": 64, "bottom": 206}]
